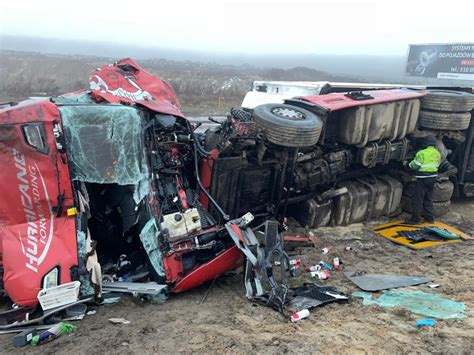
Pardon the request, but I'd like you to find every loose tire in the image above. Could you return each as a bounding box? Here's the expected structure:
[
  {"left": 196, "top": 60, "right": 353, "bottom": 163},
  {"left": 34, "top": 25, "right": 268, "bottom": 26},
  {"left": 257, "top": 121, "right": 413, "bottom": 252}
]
[
  {"left": 421, "top": 90, "right": 474, "bottom": 112},
  {"left": 401, "top": 196, "right": 450, "bottom": 217},
  {"left": 253, "top": 104, "right": 323, "bottom": 147},
  {"left": 418, "top": 110, "right": 471, "bottom": 130}
]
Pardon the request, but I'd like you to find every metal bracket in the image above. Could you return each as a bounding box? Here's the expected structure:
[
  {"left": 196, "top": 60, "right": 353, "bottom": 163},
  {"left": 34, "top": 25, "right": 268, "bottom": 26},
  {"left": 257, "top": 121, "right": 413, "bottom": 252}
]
[
  {"left": 102, "top": 281, "right": 167, "bottom": 295},
  {"left": 225, "top": 216, "right": 291, "bottom": 311}
]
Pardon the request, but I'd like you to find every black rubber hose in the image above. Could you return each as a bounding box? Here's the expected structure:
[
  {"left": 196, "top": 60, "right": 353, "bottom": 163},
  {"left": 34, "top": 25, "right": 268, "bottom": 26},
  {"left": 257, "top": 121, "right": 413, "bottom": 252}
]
[{"left": 185, "top": 119, "right": 212, "bottom": 157}]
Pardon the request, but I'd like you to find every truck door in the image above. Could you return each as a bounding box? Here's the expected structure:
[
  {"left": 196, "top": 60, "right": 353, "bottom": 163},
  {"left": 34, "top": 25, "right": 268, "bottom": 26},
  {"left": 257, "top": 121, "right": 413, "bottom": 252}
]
[{"left": 0, "top": 100, "right": 78, "bottom": 307}]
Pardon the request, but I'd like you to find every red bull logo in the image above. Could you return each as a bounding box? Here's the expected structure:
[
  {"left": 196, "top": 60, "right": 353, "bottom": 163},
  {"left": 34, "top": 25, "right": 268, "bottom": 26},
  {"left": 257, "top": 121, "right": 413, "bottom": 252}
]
[{"left": 89, "top": 71, "right": 153, "bottom": 102}]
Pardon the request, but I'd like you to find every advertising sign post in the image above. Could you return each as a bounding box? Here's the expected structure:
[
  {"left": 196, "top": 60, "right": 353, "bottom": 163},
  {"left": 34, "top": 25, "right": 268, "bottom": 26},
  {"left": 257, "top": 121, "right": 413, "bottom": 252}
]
[{"left": 406, "top": 43, "right": 474, "bottom": 81}]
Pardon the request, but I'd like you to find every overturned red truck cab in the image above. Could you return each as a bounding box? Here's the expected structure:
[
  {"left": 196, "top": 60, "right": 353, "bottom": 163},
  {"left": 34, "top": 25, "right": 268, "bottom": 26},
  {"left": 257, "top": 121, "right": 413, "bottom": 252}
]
[
  {"left": 0, "top": 59, "right": 243, "bottom": 307},
  {"left": 0, "top": 59, "right": 472, "bottom": 308}
]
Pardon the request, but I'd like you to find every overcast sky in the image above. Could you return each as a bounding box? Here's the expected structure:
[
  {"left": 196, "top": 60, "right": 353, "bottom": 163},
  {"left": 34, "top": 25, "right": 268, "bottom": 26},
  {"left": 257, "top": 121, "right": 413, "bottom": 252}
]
[{"left": 0, "top": 0, "right": 472, "bottom": 55}]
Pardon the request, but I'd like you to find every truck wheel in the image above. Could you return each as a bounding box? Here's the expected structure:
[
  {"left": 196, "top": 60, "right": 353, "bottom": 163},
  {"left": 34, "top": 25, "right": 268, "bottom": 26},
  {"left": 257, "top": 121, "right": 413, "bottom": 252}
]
[
  {"left": 401, "top": 196, "right": 450, "bottom": 216},
  {"left": 253, "top": 104, "right": 323, "bottom": 147},
  {"left": 403, "top": 180, "right": 454, "bottom": 202},
  {"left": 433, "top": 180, "right": 454, "bottom": 202},
  {"left": 418, "top": 110, "right": 471, "bottom": 130},
  {"left": 421, "top": 90, "right": 474, "bottom": 112}
]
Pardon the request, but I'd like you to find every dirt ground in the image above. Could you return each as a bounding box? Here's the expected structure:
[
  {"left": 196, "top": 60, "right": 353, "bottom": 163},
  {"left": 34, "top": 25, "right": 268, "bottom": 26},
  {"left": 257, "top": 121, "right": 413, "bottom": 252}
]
[{"left": 1, "top": 201, "right": 473, "bottom": 354}]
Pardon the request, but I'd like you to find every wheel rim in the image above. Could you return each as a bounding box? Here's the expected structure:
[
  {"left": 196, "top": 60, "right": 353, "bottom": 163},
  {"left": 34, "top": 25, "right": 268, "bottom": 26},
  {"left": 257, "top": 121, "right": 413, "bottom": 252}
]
[{"left": 271, "top": 107, "right": 306, "bottom": 120}]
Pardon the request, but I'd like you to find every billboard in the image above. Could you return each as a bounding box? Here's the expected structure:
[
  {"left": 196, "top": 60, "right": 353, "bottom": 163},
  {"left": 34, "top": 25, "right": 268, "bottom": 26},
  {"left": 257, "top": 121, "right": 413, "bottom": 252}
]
[{"left": 406, "top": 43, "right": 474, "bottom": 81}]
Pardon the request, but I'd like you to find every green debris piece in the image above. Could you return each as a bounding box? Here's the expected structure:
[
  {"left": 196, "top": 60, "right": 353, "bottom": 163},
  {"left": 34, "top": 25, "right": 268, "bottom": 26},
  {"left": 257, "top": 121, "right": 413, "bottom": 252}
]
[
  {"left": 31, "top": 322, "right": 76, "bottom": 346},
  {"left": 353, "top": 290, "right": 466, "bottom": 319},
  {"left": 139, "top": 219, "right": 167, "bottom": 303},
  {"left": 139, "top": 219, "right": 165, "bottom": 278},
  {"left": 426, "top": 227, "right": 460, "bottom": 240}
]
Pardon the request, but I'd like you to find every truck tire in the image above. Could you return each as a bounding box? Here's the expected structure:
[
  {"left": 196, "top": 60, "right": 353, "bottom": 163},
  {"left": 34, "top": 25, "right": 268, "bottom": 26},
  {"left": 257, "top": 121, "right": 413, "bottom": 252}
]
[
  {"left": 418, "top": 110, "right": 471, "bottom": 130},
  {"left": 403, "top": 180, "right": 454, "bottom": 202},
  {"left": 253, "top": 104, "right": 323, "bottom": 147},
  {"left": 421, "top": 90, "right": 474, "bottom": 112},
  {"left": 401, "top": 196, "right": 450, "bottom": 216}
]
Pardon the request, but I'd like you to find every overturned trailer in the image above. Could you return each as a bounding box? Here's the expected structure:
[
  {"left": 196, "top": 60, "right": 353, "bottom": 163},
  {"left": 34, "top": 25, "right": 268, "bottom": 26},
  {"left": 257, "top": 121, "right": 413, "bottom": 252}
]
[{"left": 0, "top": 59, "right": 473, "bottom": 312}]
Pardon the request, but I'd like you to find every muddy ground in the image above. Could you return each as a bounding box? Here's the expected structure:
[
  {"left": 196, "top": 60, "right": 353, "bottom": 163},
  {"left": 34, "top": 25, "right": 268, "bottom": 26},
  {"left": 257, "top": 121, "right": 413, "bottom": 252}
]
[{"left": 1, "top": 201, "right": 473, "bottom": 354}]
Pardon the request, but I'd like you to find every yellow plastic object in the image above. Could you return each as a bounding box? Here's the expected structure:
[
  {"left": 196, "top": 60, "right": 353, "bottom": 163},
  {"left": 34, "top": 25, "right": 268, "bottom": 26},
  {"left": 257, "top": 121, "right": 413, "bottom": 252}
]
[
  {"left": 67, "top": 207, "right": 78, "bottom": 217},
  {"left": 372, "top": 221, "right": 470, "bottom": 249}
]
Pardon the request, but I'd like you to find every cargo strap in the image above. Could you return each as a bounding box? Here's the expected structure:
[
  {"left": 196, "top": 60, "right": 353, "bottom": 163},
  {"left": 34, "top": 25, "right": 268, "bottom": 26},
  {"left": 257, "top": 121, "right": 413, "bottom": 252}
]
[
  {"left": 357, "top": 177, "right": 376, "bottom": 220},
  {"left": 367, "top": 142, "right": 379, "bottom": 168},
  {"left": 400, "top": 138, "right": 409, "bottom": 161},
  {"left": 383, "top": 140, "right": 392, "bottom": 165}
]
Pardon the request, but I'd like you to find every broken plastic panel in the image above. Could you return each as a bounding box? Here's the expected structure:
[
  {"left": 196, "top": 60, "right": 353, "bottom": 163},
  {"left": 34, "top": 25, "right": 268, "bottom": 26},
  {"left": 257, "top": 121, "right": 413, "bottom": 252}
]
[
  {"left": 288, "top": 286, "right": 349, "bottom": 312},
  {"left": 59, "top": 105, "right": 148, "bottom": 185},
  {"left": 139, "top": 219, "right": 165, "bottom": 278},
  {"left": 133, "top": 176, "right": 150, "bottom": 204},
  {"left": 139, "top": 219, "right": 167, "bottom": 303},
  {"left": 353, "top": 290, "right": 466, "bottom": 319}
]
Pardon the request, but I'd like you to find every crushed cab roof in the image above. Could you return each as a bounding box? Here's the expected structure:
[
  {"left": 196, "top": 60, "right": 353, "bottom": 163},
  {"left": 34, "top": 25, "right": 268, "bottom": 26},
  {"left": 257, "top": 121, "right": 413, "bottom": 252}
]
[{"left": 89, "top": 58, "right": 184, "bottom": 118}]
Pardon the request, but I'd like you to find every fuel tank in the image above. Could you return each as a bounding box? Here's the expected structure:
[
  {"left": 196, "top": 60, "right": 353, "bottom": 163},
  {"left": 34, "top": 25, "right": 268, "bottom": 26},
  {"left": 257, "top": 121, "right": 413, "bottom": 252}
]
[
  {"left": 335, "top": 99, "right": 420, "bottom": 147},
  {"left": 291, "top": 175, "right": 403, "bottom": 227},
  {"left": 332, "top": 175, "right": 403, "bottom": 225}
]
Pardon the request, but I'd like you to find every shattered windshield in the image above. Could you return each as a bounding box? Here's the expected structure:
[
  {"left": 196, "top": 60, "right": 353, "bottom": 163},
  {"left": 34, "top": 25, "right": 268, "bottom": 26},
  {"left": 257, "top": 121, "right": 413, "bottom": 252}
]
[
  {"left": 59, "top": 105, "right": 148, "bottom": 185},
  {"left": 54, "top": 91, "right": 96, "bottom": 104}
]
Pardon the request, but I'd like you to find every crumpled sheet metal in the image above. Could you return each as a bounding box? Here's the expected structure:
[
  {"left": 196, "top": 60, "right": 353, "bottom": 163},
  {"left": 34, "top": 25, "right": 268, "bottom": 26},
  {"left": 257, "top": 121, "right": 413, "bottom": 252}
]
[
  {"left": 344, "top": 271, "right": 432, "bottom": 291},
  {"left": 89, "top": 58, "right": 184, "bottom": 118}
]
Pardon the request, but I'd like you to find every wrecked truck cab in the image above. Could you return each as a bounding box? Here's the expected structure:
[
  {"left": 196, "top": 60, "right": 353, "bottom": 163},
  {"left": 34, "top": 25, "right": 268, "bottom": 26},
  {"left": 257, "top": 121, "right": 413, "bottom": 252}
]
[{"left": 0, "top": 59, "right": 243, "bottom": 308}]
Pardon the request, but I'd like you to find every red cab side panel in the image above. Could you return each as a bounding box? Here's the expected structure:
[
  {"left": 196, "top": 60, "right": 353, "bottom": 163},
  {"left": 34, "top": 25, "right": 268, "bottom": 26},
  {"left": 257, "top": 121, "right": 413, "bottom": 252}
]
[
  {"left": 0, "top": 100, "right": 78, "bottom": 306},
  {"left": 171, "top": 246, "right": 243, "bottom": 293}
]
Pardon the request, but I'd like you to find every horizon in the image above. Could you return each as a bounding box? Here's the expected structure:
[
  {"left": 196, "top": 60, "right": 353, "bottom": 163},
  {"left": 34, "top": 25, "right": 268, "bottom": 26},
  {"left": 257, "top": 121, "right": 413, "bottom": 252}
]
[{"left": 0, "top": 34, "right": 408, "bottom": 59}]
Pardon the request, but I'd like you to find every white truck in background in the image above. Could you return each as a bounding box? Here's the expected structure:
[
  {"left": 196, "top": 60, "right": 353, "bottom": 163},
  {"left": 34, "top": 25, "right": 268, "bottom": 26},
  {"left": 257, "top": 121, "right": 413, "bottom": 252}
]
[{"left": 242, "top": 80, "right": 425, "bottom": 108}]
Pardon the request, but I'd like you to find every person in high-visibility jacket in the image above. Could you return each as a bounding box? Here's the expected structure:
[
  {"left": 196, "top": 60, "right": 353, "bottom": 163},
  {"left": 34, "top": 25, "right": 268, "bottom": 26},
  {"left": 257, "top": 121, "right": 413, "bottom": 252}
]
[{"left": 406, "top": 136, "right": 442, "bottom": 224}]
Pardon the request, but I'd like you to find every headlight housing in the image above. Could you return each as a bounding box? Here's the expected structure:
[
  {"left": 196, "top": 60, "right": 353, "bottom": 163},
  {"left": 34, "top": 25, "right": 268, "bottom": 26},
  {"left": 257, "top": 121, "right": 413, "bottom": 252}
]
[{"left": 42, "top": 267, "right": 59, "bottom": 289}]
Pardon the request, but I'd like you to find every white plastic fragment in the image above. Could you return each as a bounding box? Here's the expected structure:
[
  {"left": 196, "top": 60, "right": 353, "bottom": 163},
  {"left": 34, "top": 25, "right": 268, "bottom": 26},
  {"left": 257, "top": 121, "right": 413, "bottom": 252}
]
[
  {"left": 290, "top": 309, "right": 310, "bottom": 322},
  {"left": 37, "top": 281, "right": 81, "bottom": 311},
  {"left": 109, "top": 318, "right": 131, "bottom": 325}
]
